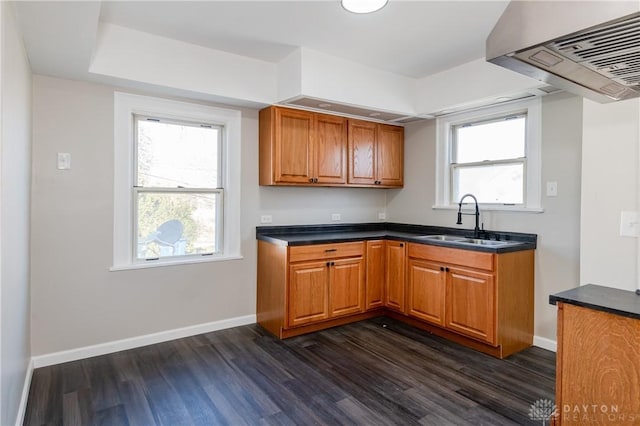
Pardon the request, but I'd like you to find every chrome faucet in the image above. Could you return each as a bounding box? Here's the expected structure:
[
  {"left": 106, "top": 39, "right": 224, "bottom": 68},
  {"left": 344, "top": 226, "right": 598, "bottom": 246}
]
[{"left": 456, "top": 193, "right": 480, "bottom": 238}]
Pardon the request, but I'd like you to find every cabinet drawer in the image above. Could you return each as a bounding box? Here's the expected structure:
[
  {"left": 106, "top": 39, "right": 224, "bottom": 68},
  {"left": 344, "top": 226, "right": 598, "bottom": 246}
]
[
  {"left": 289, "top": 241, "right": 365, "bottom": 263},
  {"left": 408, "top": 243, "right": 494, "bottom": 271}
]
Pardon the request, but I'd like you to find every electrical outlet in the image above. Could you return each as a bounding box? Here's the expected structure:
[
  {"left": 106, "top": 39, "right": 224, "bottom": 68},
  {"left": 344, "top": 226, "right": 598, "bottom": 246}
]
[
  {"left": 331, "top": 213, "right": 341, "bottom": 221},
  {"left": 378, "top": 212, "right": 386, "bottom": 220},
  {"left": 260, "top": 215, "right": 272, "bottom": 224},
  {"left": 546, "top": 181, "right": 558, "bottom": 197}
]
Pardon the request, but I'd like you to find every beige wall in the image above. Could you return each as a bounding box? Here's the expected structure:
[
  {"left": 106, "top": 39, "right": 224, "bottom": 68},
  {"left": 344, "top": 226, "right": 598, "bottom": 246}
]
[
  {"left": 387, "top": 92, "right": 583, "bottom": 341},
  {"left": 1, "top": 2, "right": 32, "bottom": 424},
  {"left": 580, "top": 99, "right": 640, "bottom": 292},
  {"left": 30, "top": 75, "right": 387, "bottom": 356}
]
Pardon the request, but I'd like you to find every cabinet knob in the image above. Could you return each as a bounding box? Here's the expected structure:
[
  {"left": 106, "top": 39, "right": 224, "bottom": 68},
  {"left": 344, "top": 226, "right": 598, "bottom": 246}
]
[
  {"left": 445, "top": 267, "right": 450, "bottom": 272},
  {"left": 314, "top": 178, "right": 319, "bottom": 183},
  {"left": 331, "top": 262, "right": 335, "bottom": 266},
  {"left": 400, "top": 243, "right": 404, "bottom": 247},
  {"left": 309, "top": 178, "right": 314, "bottom": 183},
  {"left": 440, "top": 266, "right": 445, "bottom": 272},
  {"left": 326, "top": 262, "right": 330, "bottom": 267}
]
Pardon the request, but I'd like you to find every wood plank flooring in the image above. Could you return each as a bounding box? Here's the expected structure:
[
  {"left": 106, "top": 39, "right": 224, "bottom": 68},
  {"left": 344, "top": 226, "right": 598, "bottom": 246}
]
[{"left": 24, "top": 317, "right": 555, "bottom": 425}]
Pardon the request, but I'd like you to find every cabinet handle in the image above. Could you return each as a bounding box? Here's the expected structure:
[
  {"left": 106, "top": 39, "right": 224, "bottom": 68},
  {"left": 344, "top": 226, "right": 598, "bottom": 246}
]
[{"left": 325, "top": 249, "right": 337, "bottom": 253}]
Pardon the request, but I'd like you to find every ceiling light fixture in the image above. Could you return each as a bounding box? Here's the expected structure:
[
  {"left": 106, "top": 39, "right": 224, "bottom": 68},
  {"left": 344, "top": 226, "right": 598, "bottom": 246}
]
[{"left": 341, "top": 0, "right": 388, "bottom": 14}]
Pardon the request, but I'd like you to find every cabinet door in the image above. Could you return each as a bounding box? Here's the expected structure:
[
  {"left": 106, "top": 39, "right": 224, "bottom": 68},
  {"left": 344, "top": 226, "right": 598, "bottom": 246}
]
[
  {"left": 288, "top": 260, "right": 329, "bottom": 327},
  {"left": 407, "top": 259, "right": 446, "bottom": 325},
  {"left": 446, "top": 266, "right": 496, "bottom": 344},
  {"left": 365, "top": 240, "right": 385, "bottom": 310},
  {"left": 315, "top": 114, "right": 347, "bottom": 184},
  {"left": 329, "top": 257, "right": 365, "bottom": 317},
  {"left": 376, "top": 124, "right": 404, "bottom": 187},
  {"left": 385, "top": 241, "right": 406, "bottom": 313},
  {"left": 274, "top": 108, "right": 315, "bottom": 184},
  {"left": 348, "top": 120, "right": 377, "bottom": 185}
]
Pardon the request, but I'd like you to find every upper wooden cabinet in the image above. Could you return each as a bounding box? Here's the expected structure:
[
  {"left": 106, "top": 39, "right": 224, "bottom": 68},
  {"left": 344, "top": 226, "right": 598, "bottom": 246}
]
[
  {"left": 259, "top": 106, "right": 403, "bottom": 188},
  {"left": 348, "top": 120, "right": 404, "bottom": 187}
]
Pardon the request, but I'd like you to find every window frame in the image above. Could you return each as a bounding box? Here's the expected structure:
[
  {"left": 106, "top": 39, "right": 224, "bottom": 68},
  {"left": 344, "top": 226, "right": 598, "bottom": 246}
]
[
  {"left": 434, "top": 98, "right": 542, "bottom": 212},
  {"left": 113, "top": 93, "right": 242, "bottom": 270},
  {"left": 132, "top": 115, "right": 224, "bottom": 261}
]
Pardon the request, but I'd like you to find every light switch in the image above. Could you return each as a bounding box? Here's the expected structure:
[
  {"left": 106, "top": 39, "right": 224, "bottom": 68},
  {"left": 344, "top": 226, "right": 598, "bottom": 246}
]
[
  {"left": 57, "top": 153, "right": 71, "bottom": 170},
  {"left": 620, "top": 211, "right": 639, "bottom": 237},
  {"left": 546, "top": 181, "right": 558, "bottom": 197}
]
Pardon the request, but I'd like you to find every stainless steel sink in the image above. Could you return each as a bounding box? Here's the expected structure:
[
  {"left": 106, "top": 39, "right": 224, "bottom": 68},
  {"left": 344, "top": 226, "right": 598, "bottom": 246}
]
[
  {"left": 414, "top": 235, "right": 466, "bottom": 242},
  {"left": 413, "top": 235, "right": 523, "bottom": 248},
  {"left": 456, "top": 238, "right": 521, "bottom": 247}
]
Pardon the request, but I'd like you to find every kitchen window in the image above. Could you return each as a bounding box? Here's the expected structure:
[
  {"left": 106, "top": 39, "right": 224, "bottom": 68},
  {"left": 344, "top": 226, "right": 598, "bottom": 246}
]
[
  {"left": 434, "top": 98, "right": 542, "bottom": 211},
  {"left": 113, "top": 93, "right": 242, "bottom": 270},
  {"left": 133, "top": 116, "right": 223, "bottom": 261}
]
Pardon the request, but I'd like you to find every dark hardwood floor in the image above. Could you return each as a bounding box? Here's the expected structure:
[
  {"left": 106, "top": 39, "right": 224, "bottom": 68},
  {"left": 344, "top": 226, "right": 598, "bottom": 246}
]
[{"left": 24, "top": 317, "right": 555, "bottom": 425}]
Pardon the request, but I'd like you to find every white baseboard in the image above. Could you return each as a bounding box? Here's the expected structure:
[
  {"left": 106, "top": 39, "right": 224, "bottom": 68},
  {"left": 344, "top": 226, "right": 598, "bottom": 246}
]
[
  {"left": 15, "top": 358, "right": 34, "bottom": 426},
  {"left": 533, "top": 335, "right": 557, "bottom": 352},
  {"left": 32, "top": 314, "right": 256, "bottom": 368}
]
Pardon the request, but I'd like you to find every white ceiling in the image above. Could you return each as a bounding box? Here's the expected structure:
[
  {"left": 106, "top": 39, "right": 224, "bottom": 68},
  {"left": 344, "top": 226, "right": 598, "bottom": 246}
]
[
  {"left": 16, "top": 0, "right": 509, "bottom": 81},
  {"left": 99, "top": 1, "right": 508, "bottom": 78}
]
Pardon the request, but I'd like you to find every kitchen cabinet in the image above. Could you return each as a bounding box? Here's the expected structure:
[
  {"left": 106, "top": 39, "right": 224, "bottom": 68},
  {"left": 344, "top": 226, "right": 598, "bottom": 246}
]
[
  {"left": 365, "top": 240, "right": 385, "bottom": 310},
  {"left": 551, "top": 290, "right": 640, "bottom": 426},
  {"left": 258, "top": 105, "right": 405, "bottom": 188},
  {"left": 385, "top": 241, "right": 406, "bottom": 312},
  {"left": 259, "top": 106, "right": 347, "bottom": 185},
  {"left": 404, "top": 243, "right": 533, "bottom": 357},
  {"left": 348, "top": 120, "right": 404, "bottom": 187},
  {"left": 446, "top": 266, "right": 495, "bottom": 344},
  {"left": 288, "top": 260, "right": 329, "bottom": 327},
  {"left": 257, "top": 233, "right": 534, "bottom": 358},
  {"left": 407, "top": 258, "right": 446, "bottom": 326},
  {"left": 257, "top": 240, "right": 369, "bottom": 338}
]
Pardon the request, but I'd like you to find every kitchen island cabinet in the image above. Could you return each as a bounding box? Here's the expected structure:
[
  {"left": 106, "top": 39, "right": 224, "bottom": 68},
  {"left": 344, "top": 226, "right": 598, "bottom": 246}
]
[{"left": 550, "top": 285, "right": 640, "bottom": 425}]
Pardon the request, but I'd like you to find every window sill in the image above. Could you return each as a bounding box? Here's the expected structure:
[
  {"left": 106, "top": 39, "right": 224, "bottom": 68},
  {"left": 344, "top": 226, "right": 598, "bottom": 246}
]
[
  {"left": 110, "top": 254, "right": 244, "bottom": 271},
  {"left": 432, "top": 204, "right": 544, "bottom": 213}
]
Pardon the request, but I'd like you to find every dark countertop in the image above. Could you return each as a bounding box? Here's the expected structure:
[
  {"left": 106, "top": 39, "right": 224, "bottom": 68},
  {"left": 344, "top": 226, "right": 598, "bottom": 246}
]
[
  {"left": 256, "top": 222, "right": 537, "bottom": 254},
  {"left": 549, "top": 284, "right": 640, "bottom": 320}
]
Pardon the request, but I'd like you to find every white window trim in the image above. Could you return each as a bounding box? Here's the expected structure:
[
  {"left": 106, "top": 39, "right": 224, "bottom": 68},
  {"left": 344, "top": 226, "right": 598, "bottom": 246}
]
[
  {"left": 112, "top": 92, "right": 242, "bottom": 270},
  {"left": 433, "top": 98, "right": 543, "bottom": 213}
]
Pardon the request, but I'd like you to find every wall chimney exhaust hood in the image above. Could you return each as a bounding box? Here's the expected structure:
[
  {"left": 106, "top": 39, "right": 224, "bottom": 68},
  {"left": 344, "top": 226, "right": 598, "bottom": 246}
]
[{"left": 486, "top": 1, "right": 640, "bottom": 103}]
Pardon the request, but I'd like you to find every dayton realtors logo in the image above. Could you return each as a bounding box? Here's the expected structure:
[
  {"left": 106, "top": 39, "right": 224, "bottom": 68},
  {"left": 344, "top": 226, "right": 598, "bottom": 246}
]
[{"left": 529, "top": 399, "right": 558, "bottom": 425}]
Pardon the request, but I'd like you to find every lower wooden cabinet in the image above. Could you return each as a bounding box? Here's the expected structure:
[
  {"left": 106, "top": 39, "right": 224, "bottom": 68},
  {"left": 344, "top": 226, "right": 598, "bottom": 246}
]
[
  {"left": 365, "top": 240, "right": 385, "bottom": 310},
  {"left": 258, "top": 240, "right": 367, "bottom": 338},
  {"left": 404, "top": 243, "right": 533, "bottom": 357},
  {"left": 407, "top": 259, "right": 446, "bottom": 326},
  {"left": 555, "top": 303, "right": 640, "bottom": 426},
  {"left": 445, "top": 266, "right": 495, "bottom": 344},
  {"left": 257, "top": 237, "right": 533, "bottom": 358},
  {"left": 385, "top": 241, "right": 406, "bottom": 313},
  {"left": 329, "top": 257, "right": 365, "bottom": 317},
  {"left": 288, "top": 260, "right": 329, "bottom": 327}
]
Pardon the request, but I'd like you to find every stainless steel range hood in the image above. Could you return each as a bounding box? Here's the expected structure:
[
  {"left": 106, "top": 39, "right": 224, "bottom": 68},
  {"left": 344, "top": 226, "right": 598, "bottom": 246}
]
[{"left": 486, "top": 1, "right": 640, "bottom": 103}]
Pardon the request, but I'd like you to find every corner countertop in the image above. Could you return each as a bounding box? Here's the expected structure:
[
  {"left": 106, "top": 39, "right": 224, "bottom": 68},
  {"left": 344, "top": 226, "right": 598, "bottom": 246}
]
[
  {"left": 256, "top": 222, "right": 537, "bottom": 254},
  {"left": 549, "top": 284, "right": 640, "bottom": 320}
]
